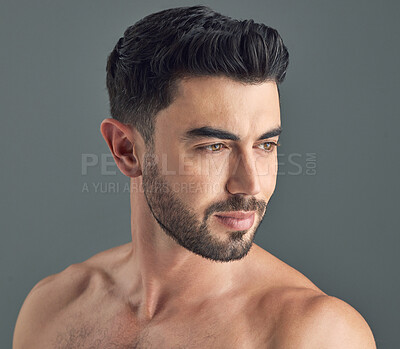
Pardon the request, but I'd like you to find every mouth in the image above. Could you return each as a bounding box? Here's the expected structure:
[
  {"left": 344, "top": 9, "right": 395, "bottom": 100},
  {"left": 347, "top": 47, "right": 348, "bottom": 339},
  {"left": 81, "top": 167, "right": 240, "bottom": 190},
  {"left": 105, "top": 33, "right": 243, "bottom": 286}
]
[{"left": 214, "top": 211, "right": 256, "bottom": 230}]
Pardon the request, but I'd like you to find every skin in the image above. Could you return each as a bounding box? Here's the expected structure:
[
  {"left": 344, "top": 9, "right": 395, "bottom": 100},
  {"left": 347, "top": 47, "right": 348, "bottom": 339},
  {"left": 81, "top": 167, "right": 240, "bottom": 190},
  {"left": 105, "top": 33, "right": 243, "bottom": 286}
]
[{"left": 13, "top": 76, "right": 376, "bottom": 348}]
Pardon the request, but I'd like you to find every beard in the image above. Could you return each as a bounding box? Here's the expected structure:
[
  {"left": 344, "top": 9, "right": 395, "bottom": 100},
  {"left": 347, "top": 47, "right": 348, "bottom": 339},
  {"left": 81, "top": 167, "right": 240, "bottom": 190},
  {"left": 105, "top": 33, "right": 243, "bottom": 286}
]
[{"left": 141, "top": 150, "right": 268, "bottom": 262}]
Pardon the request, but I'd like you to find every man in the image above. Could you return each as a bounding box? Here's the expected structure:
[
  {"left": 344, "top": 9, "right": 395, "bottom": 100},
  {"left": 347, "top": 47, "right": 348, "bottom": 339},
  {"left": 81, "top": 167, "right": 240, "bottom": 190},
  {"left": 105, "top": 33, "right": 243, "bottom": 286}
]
[{"left": 13, "top": 5, "right": 376, "bottom": 348}]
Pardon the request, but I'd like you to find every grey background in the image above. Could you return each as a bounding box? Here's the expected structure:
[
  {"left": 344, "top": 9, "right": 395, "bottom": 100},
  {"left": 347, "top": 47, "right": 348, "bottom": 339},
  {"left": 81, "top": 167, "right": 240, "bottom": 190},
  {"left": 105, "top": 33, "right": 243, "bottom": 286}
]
[{"left": 1, "top": 0, "right": 398, "bottom": 348}]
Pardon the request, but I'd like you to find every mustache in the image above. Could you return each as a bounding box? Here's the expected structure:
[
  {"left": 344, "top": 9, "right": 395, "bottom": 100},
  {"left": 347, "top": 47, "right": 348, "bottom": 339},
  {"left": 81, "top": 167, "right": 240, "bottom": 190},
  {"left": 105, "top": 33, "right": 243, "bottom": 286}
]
[{"left": 204, "top": 195, "right": 267, "bottom": 220}]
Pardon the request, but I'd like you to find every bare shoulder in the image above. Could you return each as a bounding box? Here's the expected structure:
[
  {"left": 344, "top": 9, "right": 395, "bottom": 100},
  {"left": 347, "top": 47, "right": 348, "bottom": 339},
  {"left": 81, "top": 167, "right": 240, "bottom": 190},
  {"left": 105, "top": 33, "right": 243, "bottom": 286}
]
[
  {"left": 258, "top": 256, "right": 376, "bottom": 348},
  {"left": 12, "top": 244, "right": 128, "bottom": 349},
  {"left": 274, "top": 293, "right": 376, "bottom": 348},
  {"left": 250, "top": 246, "right": 376, "bottom": 348},
  {"left": 12, "top": 263, "right": 91, "bottom": 348}
]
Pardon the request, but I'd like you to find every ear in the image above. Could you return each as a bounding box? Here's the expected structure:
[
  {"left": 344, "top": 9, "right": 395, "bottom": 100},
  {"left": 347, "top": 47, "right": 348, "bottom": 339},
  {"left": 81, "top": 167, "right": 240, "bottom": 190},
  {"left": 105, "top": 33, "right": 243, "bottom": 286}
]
[{"left": 100, "top": 118, "right": 143, "bottom": 178}]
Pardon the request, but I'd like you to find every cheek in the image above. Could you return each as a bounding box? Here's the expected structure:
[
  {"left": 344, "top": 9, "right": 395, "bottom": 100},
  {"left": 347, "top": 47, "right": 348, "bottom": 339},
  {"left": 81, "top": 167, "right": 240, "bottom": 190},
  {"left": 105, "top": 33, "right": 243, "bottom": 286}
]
[
  {"left": 175, "top": 152, "right": 231, "bottom": 178},
  {"left": 160, "top": 153, "right": 227, "bottom": 200},
  {"left": 200, "top": 153, "right": 231, "bottom": 177},
  {"left": 254, "top": 152, "right": 277, "bottom": 174},
  {"left": 255, "top": 155, "right": 278, "bottom": 192},
  {"left": 176, "top": 177, "right": 223, "bottom": 203}
]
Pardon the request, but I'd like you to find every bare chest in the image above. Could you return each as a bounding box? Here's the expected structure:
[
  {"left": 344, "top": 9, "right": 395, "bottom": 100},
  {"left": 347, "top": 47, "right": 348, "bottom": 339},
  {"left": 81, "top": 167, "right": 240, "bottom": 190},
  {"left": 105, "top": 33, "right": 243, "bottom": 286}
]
[
  {"left": 51, "top": 301, "right": 272, "bottom": 349},
  {"left": 53, "top": 323, "right": 266, "bottom": 348}
]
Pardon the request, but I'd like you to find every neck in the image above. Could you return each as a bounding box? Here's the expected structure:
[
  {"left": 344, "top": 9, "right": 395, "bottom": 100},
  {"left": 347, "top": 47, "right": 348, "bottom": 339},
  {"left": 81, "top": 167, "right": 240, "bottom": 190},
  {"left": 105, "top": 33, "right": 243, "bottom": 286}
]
[{"left": 124, "top": 178, "right": 250, "bottom": 321}]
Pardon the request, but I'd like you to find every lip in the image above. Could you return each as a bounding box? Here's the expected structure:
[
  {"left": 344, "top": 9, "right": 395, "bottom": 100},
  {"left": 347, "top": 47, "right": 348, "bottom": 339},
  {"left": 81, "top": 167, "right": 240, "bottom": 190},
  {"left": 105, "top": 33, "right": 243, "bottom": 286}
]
[
  {"left": 215, "top": 211, "right": 255, "bottom": 219},
  {"left": 215, "top": 211, "right": 255, "bottom": 230}
]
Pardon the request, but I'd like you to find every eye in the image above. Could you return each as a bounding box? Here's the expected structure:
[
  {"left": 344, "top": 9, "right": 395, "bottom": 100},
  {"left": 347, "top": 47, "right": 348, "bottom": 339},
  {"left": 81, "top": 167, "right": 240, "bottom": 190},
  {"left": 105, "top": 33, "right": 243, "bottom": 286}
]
[
  {"left": 257, "top": 141, "right": 280, "bottom": 152},
  {"left": 197, "top": 142, "right": 280, "bottom": 153},
  {"left": 199, "top": 143, "right": 226, "bottom": 152}
]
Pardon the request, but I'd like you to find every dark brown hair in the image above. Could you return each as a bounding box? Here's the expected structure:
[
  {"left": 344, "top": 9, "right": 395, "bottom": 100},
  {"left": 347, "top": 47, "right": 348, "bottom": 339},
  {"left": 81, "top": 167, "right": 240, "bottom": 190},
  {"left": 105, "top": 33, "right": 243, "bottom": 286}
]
[{"left": 106, "top": 5, "right": 289, "bottom": 146}]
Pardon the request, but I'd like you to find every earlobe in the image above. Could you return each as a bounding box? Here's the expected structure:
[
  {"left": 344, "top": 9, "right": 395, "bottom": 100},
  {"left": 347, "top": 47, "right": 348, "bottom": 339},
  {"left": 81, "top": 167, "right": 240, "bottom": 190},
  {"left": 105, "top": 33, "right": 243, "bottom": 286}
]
[{"left": 100, "top": 118, "right": 143, "bottom": 178}]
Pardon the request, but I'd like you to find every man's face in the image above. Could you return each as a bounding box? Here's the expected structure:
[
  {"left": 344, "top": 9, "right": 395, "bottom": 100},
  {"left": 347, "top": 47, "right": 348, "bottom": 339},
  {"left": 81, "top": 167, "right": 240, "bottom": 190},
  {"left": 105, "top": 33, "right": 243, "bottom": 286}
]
[{"left": 141, "top": 76, "right": 281, "bottom": 262}]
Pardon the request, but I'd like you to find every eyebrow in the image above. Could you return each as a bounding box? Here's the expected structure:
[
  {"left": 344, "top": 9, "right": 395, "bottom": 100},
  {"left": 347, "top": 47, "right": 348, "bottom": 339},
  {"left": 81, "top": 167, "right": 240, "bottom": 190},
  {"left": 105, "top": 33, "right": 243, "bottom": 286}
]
[{"left": 180, "top": 125, "right": 282, "bottom": 143}]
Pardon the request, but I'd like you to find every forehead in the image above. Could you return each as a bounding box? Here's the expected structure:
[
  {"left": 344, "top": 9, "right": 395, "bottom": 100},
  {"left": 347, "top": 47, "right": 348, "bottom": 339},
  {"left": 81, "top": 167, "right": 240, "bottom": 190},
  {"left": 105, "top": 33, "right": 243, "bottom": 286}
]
[{"left": 155, "top": 76, "right": 280, "bottom": 140}]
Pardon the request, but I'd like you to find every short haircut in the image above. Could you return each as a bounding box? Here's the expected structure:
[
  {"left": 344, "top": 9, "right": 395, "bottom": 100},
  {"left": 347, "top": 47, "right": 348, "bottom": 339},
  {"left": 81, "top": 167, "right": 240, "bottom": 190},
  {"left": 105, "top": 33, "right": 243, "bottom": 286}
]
[{"left": 106, "top": 5, "right": 289, "bottom": 147}]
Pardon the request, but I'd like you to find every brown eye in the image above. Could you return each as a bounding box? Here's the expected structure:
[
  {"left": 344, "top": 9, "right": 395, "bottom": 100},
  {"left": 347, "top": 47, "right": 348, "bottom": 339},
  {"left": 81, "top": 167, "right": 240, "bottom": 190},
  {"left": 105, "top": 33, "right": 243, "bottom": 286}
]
[
  {"left": 258, "top": 142, "right": 278, "bottom": 152},
  {"left": 204, "top": 143, "right": 224, "bottom": 152},
  {"left": 264, "top": 143, "right": 273, "bottom": 151}
]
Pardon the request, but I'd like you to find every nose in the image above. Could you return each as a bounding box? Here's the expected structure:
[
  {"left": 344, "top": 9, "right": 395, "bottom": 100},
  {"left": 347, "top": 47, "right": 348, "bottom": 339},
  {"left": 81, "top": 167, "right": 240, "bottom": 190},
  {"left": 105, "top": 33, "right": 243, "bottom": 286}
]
[{"left": 225, "top": 151, "right": 261, "bottom": 196}]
